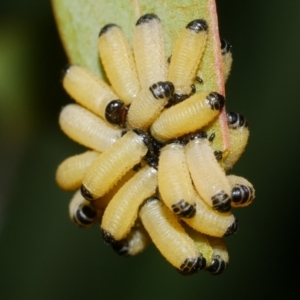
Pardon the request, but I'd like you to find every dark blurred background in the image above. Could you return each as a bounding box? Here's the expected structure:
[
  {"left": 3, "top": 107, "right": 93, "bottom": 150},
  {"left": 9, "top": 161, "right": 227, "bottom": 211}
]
[{"left": 0, "top": 0, "right": 299, "bottom": 299}]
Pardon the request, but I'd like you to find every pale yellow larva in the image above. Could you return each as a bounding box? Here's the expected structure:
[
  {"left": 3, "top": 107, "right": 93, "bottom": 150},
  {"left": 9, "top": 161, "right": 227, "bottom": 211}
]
[
  {"left": 206, "top": 236, "right": 229, "bottom": 275},
  {"left": 69, "top": 190, "right": 103, "bottom": 228},
  {"left": 105, "top": 220, "right": 152, "bottom": 257},
  {"left": 98, "top": 24, "right": 140, "bottom": 104},
  {"left": 150, "top": 92, "right": 225, "bottom": 142},
  {"left": 127, "top": 81, "right": 174, "bottom": 130},
  {"left": 182, "top": 194, "right": 238, "bottom": 237},
  {"left": 56, "top": 150, "right": 99, "bottom": 191},
  {"left": 139, "top": 198, "right": 206, "bottom": 275},
  {"left": 221, "top": 39, "right": 233, "bottom": 83},
  {"left": 158, "top": 143, "right": 196, "bottom": 218},
  {"left": 168, "top": 19, "right": 208, "bottom": 102},
  {"left": 101, "top": 165, "right": 157, "bottom": 242},
  {"left": 185, "top": 135, "right": 232, "bottom": 212},
  {"left": 133, "top": 14, "right": 167, "bottom": 88},
  {"left": 81, "top": 130, "right": 148, "bottom": 201},
  {"left": 223, "top": 112, "right": 249, "bottom": 171},
  {"left": 227, "top": 174, "right": 255, "bottom": 207},
  {"left": 59, "top": 104, "right": 122, "bottom": 152},
  {"left": 63, "top": 65, "right": 121, "bottom": 121}
]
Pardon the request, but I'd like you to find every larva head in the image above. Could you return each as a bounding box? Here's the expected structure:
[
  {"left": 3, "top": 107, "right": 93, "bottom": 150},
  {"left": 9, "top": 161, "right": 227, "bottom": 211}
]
[
  {"left": 178, "top": 256, "right": 206, "bottom": 275},
  {"left": 211, "top": 190, "right": 231, "bottom": 212},
  {"left": 221, "top": 39, "right": 232, "bottom": 55},
  {"left": 80, "top": 184, "right": 96, "bottom": 201},
  {"left": 206, "top": 255, "right": 228, "bottom": 275},
  {"left": 214, "top": 150, "right": 223, "bottom": 161},
  {"left": 232, "top": 184, "right": 255, "bottom": 206},
  {"left": 99, "top": 23, "right": 119, "bottom": 37},
  {"left": 136, "top": 13, "right": 160, "bottom": 25},
  {"left": 186, "top": 19, "right": 208, "bottom": 33},
  {"left": 73, "top": 203, "right": 98, "bottom": 227},
  {"left": 105, "top": 99, "right": 128, "bottom": 127},
  {"left": 171, "top": 199, "right": 196, "bottom": 218},
  {"left": 149, "top": 81, "right": 174, "bottom": 100},
  {"left": 206, "top": 92, "right": 225, "bottom": 110},
  {"left": 224, "top": 216, "right": 239, "bottom": 237},
  {"left": 227, "top": 112, "right": 248, "bottom": 129}
]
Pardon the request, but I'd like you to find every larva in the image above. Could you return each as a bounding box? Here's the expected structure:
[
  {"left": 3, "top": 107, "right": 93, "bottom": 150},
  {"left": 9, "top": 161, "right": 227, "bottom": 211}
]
[
  {"left": 158, "top": 143, "right": 196, "bottom": 218},
  {"left": 59, "top": 104, "right": 122, "bottom": 152},
  {"left": 150, "top": 91, "right": 225, "bottom": 142},
  {"left": 168, "top": 19, "right": 208, "bottom": 103},
  {"left": 81, "top": 130, "right": 149, "bottom": 201},
  {"left": 56, "top": 150, "right": 99, "bottom": 191},
  {"left": 98, "top": 24, "right": 140, "bottom": 104},
  {"left": 185, "top": 134, "right": 232, "bottom": 212},
  {"left": 139, "top": 198, "right": 206, "bottom": 275},
  {"left": 101, "top": 165, "right": 157, "bottom": 242}
]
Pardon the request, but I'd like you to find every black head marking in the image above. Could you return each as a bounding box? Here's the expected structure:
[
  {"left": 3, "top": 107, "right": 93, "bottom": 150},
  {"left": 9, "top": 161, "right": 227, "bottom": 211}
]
[
  {"left": 178, "top": 256, "right": 206, "bottom": 275},
  {"left": 224, "top": 216, "right": 239, "bottom": 237},
  {"left": 150, "top": 81, "right": 174, "bottom": 100},
  {"left": 136, "top": 14, "right": 160, "bottom": 25},
  {"left": 211, "top": 191, "right": 231, "bottom": 212},
  {"left": 99, "top": 24, "right": 119, "bottom": 37},
  {"left": 206, "top": 255, "right": 227, "bottom": 275},
  {"left": 80, "top": 184, "right": 95, "bottom": 201},
  {"left": 227, "top": 112, "right": 248, "bottom": 129},
  {"left": 206, "top": 92, "right": 225, "bottom": 110},
  {"left": 186, "top": 19, "right": 208, "bottom": 33},
  {"left": 105, "top": 99, "right": 128, "bottom": 127},
  {"left": 221, "top": 39, "right": 232, "bottom": 55},
  {"left": 74, "top": 204, "right": 97, "bottom": 226}
]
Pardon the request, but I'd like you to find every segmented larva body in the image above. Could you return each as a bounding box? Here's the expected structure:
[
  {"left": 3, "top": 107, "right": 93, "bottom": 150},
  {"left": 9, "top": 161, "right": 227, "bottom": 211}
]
[
  {"left": 168, "top": 19, "right": 208, "bottom": 102},
  {"left": 56, "top": 150, "right": 99, "bottom": 191},
  {"left": 59, "top": 104, "right": 122, "bottom": 152},
  {"left": 57, "top": 11, "right": 254, "bottom": 276},
  {"left": 139, "top": 198, "right": 206, "bottom": 275},
  {"left": 158, "top": 143, "right": 196, "bottom": 218},
  {"left": 98, "top": 24, "right": 140, "bottom": 104}
]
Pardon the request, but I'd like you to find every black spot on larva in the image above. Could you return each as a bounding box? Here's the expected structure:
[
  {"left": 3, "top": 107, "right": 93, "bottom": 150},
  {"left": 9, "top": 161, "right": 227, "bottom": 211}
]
[
  {"left": 111, "top": 240, "right": 130, "bottom": 256},
  {"left": 211, "top": 190, "right": 231, "bottom": 212},
  {"left": 80, "top": 184, "right": 95, "bottom": 201},
  {"left": 209, "top": 132, "right": 216, "bottom": 142},
  {"left": 227, "top": 112, "right": 248, "bottom": 129},
  {"left": 74, "top": 204, "right": 97, "bottom": 226},
  {"left": 190, "top": 84, "right": 196, "bottom": 95},
  {"left": 144, "top": 135, "right": 164, "bottom": 169},
  {"left": 136, "top": 13, "right": 160, "bottom": 26},
  {"left": 214, "top": 150, "right": 223, "bottom": 161},
  {"left": 101, "top": 228, "right": 116, "bottom": 245},
  {"left": 224, "top": 216, "right": 239, "bottom": 237},
  {"left": 206, "top": 92, "right": 225, "bottom": 110},
  {"left": 132, "top": 129, "right": 150, "bottom": 147},
  {"left": 206, "top": 255, "right": 228, "bottom": 275},
  {"left": 221, "top": 39, "right": 232, "bottom": 55},
  {"left": 171, "top": 199, "right": 196, "bottom": 218},
  {"left": 178, "top": 256, "right": 206, "bottom": 275},
  {"left": 171, "top": 130, "right": 207, "bottom": 145},
  {"left": 149, "top": 81, "right": 174, "bottom": 100},
  {"left": 186, "top": 19, "right": 208, "bottom": 33},
  {"left": 99, "top": 24, "right": 119, "bottom": 37},
  {"left": 196, "top": 76, "right": 203, "bottom": 84},
  {"left": 232, "top": 184, "right": 254, "bottom": 205},
  {"left": 105, "top": 99, "right": 128, "bottom": 127}
]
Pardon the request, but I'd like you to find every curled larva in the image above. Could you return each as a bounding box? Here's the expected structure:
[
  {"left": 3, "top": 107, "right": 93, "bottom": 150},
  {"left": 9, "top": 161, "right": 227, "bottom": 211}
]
[
  {"left": 206, "top": 236, "right": 229, "bottom": 275},
  {"left": 56, "top": 150, "right": 99, "bottom": 191},
  {"left": 63, "top": 65, "right": 128, "bottom": 127},
  {"left": 150, "top": 91, "right": 225, "bottom": 142},
  {"left": 101, "top": 165, "right": 157, "bottom": 243},
  {"left": 98, "top": 24, "right": 140, "bottom": 104},
  {"left": 223, "top": 112, "right": 249, "bottom": 171},
  {"left": 139, "top": 198, "right": 206, "bottom": 275},
  {"left": 133, "top": 14, "right": 167, "bottom": 88},
  {"left": 81, "top": 130, "right": 149, "bottom": 201},
  {"left": 106, "top": 220, "right": 152, "bottom": 256},
  {"left": 221, "top": 39, "right": 233, "bottom": 83},
  {"left": 59, "top": 104, "right": 122, "bottom": 152},
  {"left": 168, "top": 19, "right": 208, "bottom": 103},
  {"left": 185, "top": 134, "right": 232, "bottom": 212},
  {"left": 227, "top": 175, "right": 255, "bottom": 207},
  {"left": 158, "top": 143, "right": 196, "bottom": 218},
  {"left": 182, "top": 194, "right": 238, "bottom": 237},
  {"left": 69, "top": 190, "right": 103, "bottom": 228}
]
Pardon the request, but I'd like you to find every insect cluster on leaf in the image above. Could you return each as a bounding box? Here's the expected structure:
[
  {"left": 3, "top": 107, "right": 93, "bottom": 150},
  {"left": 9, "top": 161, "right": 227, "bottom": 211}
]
[{"left": 56, "top": 12, "right": 255, "bottom": 276}]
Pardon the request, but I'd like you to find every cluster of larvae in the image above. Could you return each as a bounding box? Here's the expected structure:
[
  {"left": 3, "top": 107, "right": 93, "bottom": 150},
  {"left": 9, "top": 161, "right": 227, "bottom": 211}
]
[{"left": 56, "top": 13, "right": 255, "bottom": 276}]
